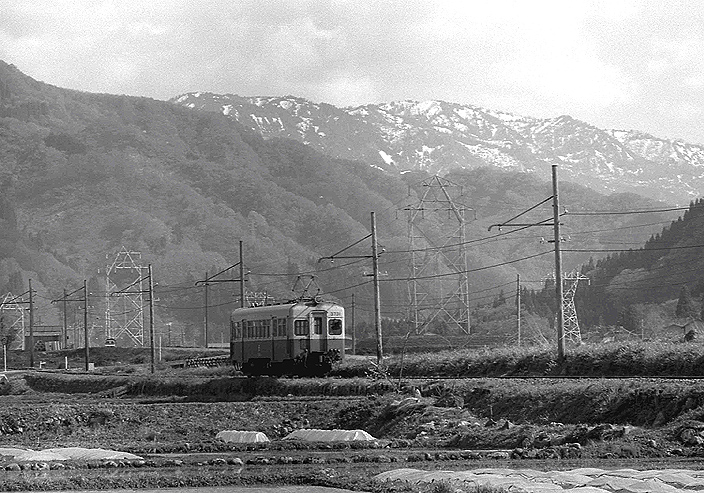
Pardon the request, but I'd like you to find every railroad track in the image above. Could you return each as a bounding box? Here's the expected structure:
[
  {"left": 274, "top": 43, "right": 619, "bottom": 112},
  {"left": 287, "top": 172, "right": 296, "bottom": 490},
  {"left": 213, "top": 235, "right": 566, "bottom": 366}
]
[
  {"left": 375, "top": 374, "right": 704, "bottom": 380},
  {"left": 18, "top": 367, "right": 704, "bottom": 381}
]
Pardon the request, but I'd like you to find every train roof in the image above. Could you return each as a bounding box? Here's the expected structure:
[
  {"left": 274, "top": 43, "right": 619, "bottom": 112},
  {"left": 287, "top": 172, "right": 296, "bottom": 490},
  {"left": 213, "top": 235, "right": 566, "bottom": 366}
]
[{"left": 231, "top": 298, "right": 343, "bottom": 316}]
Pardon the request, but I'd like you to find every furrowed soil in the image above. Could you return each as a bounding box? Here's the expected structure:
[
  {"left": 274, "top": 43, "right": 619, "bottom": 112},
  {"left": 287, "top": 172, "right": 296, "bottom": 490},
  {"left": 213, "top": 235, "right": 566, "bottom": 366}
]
[{"left": 3, "top": 369, "right": 704, "bottom": 492}]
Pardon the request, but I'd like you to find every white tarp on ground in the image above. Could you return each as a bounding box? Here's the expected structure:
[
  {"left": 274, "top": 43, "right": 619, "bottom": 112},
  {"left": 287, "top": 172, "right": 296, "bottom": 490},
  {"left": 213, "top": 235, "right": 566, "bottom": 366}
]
[
  {"left": 0, "top": 447, "right": 142, "bottom": 461},
  {"left": 216, "top": 430, "right": 270, "bottom": 443},
  {"left": 283, "top": 429, "right": 376, "bottom": 442},
  {"left": 374, "top": 467, "right": 704, "bottom": 493}
]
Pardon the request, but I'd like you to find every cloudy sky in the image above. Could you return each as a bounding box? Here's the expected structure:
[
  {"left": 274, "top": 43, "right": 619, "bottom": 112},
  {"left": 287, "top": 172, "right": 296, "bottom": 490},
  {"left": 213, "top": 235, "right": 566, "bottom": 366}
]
[{"left": 1, "top": 0, "right": 703, "bottom": 143}]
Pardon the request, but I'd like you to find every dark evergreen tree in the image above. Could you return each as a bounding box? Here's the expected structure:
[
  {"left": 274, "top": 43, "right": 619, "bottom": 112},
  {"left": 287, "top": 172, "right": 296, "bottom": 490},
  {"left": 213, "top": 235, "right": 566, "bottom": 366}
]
[
  {"left": 676, "top": 285, "right": 699, "bottom": 319},
  {"left": 0, "top": 316, "right": 17, "bottom": 348},
  {"left": 492, "top": 289, "right": 506, "bottom": 308},
  {"left": 618, "top": 304, "right": 642, "bottom": 334},
  {"left": 5, "top": 271, "right": 23, "bottom": 295},
  {"left": 286, "top": 257, "right": 300, "bottom": 291}
]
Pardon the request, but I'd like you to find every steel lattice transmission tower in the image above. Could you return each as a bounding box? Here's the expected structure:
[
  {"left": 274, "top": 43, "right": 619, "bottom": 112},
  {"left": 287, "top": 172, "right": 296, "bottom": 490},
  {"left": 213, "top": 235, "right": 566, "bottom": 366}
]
[
  {"left": 562, "top": 271, "right": 590, "bottom": 344},
  {"left": 105, "top": 247, "right": 145, "bottom": 346},
  {"left": 402, "top": 175, "right": 473, "bottom": 335},
  {"left": 0, "top": 292, "right": 25, "bottom": 349}
]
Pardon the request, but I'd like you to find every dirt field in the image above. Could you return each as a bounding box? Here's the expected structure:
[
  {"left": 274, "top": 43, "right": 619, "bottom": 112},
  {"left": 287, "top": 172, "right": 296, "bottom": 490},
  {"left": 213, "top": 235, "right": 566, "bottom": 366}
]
[{"left": 1, "top": 370, "right": 704, "bottom": 492}]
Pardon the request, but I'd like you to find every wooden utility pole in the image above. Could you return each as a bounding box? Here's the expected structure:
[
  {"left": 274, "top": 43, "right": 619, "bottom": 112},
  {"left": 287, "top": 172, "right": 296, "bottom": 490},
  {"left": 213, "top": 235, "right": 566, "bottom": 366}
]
[
  {"left": 28, "top": 279, "right": 34, "bottom": 367},
  {"left": 204, "top": 270, "right": 209, "bottom": 348},
  {"left": 552, "top": 165, "right": 565, "bottom": 359},
  {"left": 62, "top": 289, "right": 68, "bottom": 349},
  {"left": 239, "top": 241, "right": 245, "bottom": 308},
  {"left": 516, "top": 274, "right": 521, "bottom": 346},
  {"left": 148, "top": 264, "right": 155, "bottom": 374},
  {"left": 371, "top": 212, "right": 383, "bottom": 366},
  {"left": 83, "top": 279, "right": 89, "bottom": 371},
  {"left": 351, "top": 293, "right": 356, "bottom": 355}
]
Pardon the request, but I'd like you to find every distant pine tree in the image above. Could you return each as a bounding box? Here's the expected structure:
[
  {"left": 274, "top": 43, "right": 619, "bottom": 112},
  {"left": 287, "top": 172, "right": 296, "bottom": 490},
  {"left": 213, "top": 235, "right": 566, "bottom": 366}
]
[
  {"left": 0, "top": 316, "right": 17, "bottom": 348},
  {"left": 676, "top": 286, "right": 699, "bottom": 319},
  {"left": 618, "top": 304, "right": 643, "bottom": 334}
]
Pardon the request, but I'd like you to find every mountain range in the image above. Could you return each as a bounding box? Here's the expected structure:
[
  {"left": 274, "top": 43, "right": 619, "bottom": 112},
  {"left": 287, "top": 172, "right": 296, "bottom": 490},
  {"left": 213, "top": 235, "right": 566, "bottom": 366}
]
[
  {"left": 0, "top": 60, "right": 692, "bottom": 346},
  {"left": 171, "top": 93, "right": 704, "bottom": 205}
]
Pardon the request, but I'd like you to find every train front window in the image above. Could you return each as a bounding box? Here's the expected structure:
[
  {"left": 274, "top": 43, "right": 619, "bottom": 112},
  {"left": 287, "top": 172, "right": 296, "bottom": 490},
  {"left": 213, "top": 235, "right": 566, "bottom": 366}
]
[
  {"left": 313, "top": 317, "right": 323, "bottom": 335},
  {"left": 328, "top": 319, "right": 342, "bottom": 335},
  {"left": 294, "top": 319, "right": 309, "bottom": 336}
]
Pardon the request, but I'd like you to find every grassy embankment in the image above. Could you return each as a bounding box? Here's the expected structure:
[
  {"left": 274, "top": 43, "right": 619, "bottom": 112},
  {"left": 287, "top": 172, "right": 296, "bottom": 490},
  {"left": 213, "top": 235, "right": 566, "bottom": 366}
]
[
  {"left": 11, "top": 339, "right": 704, "bottom": 429},
  {"left": 12, "top": 338, "right": 704, "bottom": 377},
  {"left": 337, "top": 339, "right": 704, "bottom": 378}
]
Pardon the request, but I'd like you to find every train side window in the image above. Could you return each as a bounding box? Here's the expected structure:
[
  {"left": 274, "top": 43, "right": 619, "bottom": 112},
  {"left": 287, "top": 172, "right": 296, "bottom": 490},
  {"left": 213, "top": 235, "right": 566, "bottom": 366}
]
[
  {"left": 313, "top": 317, "right": 323, "bottom": 335},
  {"left": 329, "top": 319, "right": 342, "bottom": 335},
  {"left": 294, "top": 319, "right": 309, "bottom": 336},
  {"left": 231, "top": 320, "right": 241, "bottom": 339},
  {"left": 246, "top": 321, "right": 254, "bottom": 338},
  {"left": 263, "top": 319, "right": 271, "bottom": 338},
  {"left": 275, "top": 318, "right": 286, "bottom": 337}
]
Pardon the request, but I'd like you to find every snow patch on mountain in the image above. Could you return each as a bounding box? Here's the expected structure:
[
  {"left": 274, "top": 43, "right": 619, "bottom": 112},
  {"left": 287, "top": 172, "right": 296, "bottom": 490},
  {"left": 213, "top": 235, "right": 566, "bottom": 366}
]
[
  {"left": 170, "top": 92, "right": 704, "bottom": 204},
  {"left": 379, "top": 150, "right": 395, "bottom": 165}
]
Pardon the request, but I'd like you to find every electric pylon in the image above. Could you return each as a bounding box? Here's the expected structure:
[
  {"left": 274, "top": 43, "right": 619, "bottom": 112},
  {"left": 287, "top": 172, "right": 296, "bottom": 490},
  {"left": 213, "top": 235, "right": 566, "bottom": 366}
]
[
  {"left": 563, "top": 271, "right": 590, "bottom": 344},
  {"left": 401, "top": 175, "right": 473, "bottom": 335},
  {"left": 105, "top": 247, "right": 145, "bottom": 346},
  {"left": 547, "top": 271, "right": 589, "bottom": 344},
  {"left": 0, "top": 292, "right": 25, "bottom": 349}
]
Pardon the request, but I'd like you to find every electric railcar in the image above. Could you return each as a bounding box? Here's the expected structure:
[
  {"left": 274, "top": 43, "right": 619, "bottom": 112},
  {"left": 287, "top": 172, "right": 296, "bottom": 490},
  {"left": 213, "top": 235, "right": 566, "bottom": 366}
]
[{"left": 230, "top": 298, "right": 345, "bottom": 376}]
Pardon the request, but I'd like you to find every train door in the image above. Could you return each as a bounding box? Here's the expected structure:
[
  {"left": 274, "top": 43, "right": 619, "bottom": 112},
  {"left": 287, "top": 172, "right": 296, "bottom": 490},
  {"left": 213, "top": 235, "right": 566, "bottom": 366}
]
[
  {"left": 286, "top": 316, "right": 294, "bottom": 358},
  {"left": 230, "top": 319, "right": 242, "bottom": 363},
  {"left": 310, "top": 311, "right": 327, "bottom": 353}
]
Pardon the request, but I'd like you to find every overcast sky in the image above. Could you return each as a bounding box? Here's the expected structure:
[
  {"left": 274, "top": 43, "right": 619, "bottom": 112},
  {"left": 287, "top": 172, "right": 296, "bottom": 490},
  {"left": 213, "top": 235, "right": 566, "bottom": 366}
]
[{"left": 1, "top": 0, "right": 703, "bottom": 144}]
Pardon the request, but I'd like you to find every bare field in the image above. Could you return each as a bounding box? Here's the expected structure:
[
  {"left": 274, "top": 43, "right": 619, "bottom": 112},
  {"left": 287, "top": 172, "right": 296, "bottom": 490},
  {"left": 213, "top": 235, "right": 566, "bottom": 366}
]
[{"left": 2, "top": 370, "right": 704, "bottom": 491}]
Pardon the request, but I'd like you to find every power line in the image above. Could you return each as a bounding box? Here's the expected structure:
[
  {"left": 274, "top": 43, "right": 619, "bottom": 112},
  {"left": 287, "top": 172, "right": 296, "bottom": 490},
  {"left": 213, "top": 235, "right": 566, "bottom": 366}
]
[
  {"left": 325, "top": 279, "right": 373, "bottom": 295},
  {"left": 565, "top": 206, "right": 691, "bottom": 216},
  {"left": 564, "top": 243, "right": 704, "bottom": 253},
  {"left": 381, "top": 250, "right": 552, "bottom": 282},
  {"left": 251, "top": 257, "right": 368, "bottom": 277},
  {"left": 384, "top": 221, "right": 541, "bottom": 254},
  {"left": 154, "top": 298, "right": 238, "bottom": 311},
  {"left": 563, "top": 219, "right": 673, "bottom": 235}
]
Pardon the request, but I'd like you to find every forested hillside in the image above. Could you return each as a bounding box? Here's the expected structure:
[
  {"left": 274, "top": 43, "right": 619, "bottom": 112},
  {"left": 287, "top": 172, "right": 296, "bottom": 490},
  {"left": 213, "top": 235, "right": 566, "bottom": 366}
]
[
  {"left": 570, "top": 199, "right": 704, "bottom": 331},
  {"left": 0, "top": 61, "right": 679, "bottom": 346}
]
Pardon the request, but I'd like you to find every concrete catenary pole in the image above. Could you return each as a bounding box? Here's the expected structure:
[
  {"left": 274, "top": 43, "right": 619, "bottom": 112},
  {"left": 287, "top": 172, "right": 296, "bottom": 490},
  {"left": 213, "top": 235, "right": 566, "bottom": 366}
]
[
  {"left": 516, "top": 274, "right": 521, "bottom": 346},
  {"left": 83, "top": 279, "right": 89, "bottom": 371},
  {"left": 239, "top": 240, "right": 245, "bottom": 308},
  {"left": 351, "top": 293, "right": 356, "bottom": 355},
  {"left": 62, "top": 288, "right": 68, "bottom": 349},
  {"left": 28, "top": 279, "right": 34, "bottom": 367},
  {"left": 552, "top": 165, "right": 565, "bottom": 359},
  {"left": 371, "top": 212, "right": 383, "bottom": 366},
  {"left": 148, "top": 264, "right": 155, "bottom": 374},
  {"left": 204, "top": 270, "right": 209, "bottom": 347}
]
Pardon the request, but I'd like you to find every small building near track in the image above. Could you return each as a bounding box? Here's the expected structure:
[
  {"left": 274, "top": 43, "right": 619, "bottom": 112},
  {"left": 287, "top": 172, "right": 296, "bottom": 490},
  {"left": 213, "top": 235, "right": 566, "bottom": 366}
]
[{"left": 25, "top": 325, "right": 63, "bottom": 351}]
